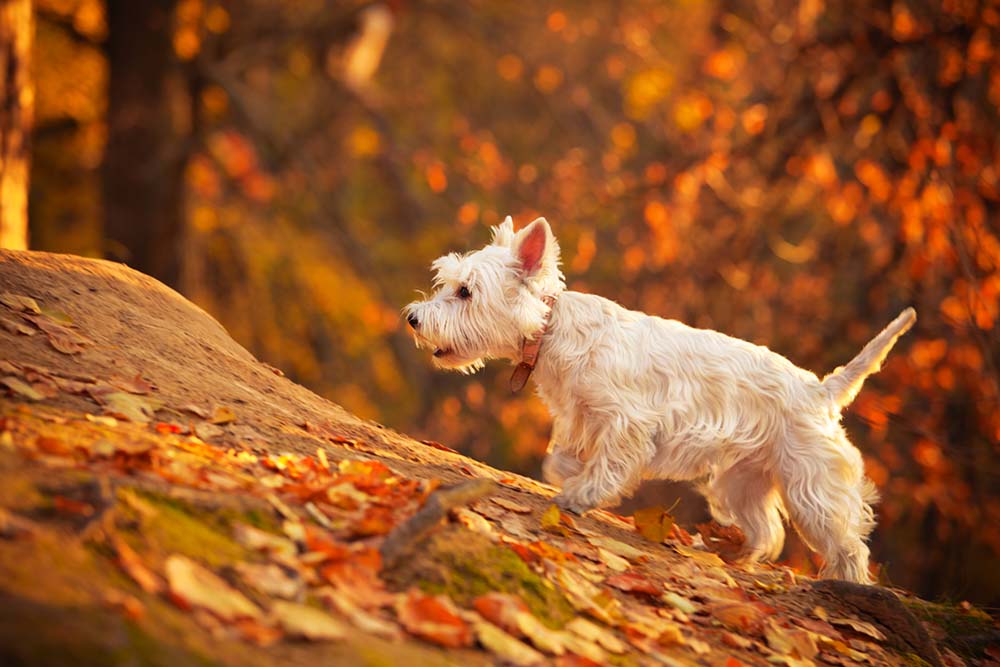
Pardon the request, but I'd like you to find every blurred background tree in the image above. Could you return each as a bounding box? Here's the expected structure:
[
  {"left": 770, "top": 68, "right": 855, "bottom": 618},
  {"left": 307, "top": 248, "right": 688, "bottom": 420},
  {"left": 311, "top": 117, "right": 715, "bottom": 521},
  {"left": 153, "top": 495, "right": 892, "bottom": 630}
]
[
  {"left": 24, "top": 0, "right": 1000, "bottom": 606},
  {"left": 0, "top": 0, "right": 33, "bottom": 249}
]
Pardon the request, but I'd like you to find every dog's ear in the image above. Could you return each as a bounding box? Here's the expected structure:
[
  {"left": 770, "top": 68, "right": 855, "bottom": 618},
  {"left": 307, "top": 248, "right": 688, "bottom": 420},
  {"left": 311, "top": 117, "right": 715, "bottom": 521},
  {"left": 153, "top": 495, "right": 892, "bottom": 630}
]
[
  {"left": 513, "top": 217, "right": 561, "bottom": 281},
  {"left": 491, "top": 215, "right": 516, "bottom": 247}
]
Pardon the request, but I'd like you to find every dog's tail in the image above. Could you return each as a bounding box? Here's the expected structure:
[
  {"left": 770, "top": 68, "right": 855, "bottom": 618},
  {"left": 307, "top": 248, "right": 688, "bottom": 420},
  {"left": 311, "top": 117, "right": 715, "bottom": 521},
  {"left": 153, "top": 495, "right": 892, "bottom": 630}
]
[{"left": 822, "top": 307, "right": 916, "bottom": 408}]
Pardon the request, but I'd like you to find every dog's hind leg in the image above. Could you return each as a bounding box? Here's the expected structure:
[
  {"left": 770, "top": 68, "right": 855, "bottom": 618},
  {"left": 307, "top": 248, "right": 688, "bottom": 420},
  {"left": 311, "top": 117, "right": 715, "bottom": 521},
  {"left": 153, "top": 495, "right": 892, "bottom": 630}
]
[
  {"left": 703, "top": 464, "right": 786, "bottom": 563},
  {"left": 778, "top": 430, "right": 877, "bottom": 583}
]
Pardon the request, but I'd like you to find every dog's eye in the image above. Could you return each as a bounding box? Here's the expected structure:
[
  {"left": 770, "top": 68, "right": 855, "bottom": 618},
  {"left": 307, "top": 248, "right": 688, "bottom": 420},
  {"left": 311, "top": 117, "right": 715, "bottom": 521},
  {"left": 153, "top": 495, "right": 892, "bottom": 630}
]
[{"left": 458, "top": 285, "right": 472, "bottom": 300}]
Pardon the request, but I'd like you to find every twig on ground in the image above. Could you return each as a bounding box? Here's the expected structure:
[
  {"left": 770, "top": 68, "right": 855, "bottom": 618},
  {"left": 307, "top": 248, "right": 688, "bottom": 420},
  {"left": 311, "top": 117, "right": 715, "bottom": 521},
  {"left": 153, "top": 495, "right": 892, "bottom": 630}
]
[{"left": 380, "top": 478, "right": 497, "bottom": 568}]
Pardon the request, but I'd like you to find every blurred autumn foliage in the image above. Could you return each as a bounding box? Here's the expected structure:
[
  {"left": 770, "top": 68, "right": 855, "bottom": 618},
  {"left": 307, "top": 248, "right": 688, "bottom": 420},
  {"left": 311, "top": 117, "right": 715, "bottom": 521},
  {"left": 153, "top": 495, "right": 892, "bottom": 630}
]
[{"left": 24, "top": 0, "right": 1000, "bottom": 605}]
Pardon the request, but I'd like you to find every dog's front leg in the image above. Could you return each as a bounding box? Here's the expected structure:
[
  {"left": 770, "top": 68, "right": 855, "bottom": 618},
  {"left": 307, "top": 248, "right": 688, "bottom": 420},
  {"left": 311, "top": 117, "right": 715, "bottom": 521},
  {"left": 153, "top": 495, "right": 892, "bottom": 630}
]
[
  {"left": 542, "top": 447, "right": 583, "bottom": 486},
  {"left": 541, "top": 422, "right": 583, "bottom": 486},
  {"left": 551, "top": 420, "right": 652, "bottom": 515}
]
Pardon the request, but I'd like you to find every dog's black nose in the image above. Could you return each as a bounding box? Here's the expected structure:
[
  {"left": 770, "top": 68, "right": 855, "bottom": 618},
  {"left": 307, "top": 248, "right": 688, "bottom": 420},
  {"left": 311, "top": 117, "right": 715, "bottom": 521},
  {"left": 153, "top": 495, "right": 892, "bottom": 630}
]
[{"left": 407, "top": 313, "right": 419, "bottom": 329}]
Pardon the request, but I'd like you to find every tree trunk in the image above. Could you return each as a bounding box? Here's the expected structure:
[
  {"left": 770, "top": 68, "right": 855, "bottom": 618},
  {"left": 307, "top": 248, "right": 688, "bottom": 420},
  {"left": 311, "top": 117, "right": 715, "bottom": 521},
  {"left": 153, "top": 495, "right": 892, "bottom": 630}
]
[
  {"left": 0, "top": 0, "right": 32, "bottom": 250},
  {"left": 103, "top": 0, "right": 184, "bottom": 287}
]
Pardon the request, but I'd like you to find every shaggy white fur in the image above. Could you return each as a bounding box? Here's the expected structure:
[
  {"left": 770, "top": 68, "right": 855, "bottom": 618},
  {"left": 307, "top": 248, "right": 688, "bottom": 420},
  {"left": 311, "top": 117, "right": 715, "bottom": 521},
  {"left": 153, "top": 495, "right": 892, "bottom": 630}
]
[{"left": 404, "top": 216, "right": 915, "bottom": 584}]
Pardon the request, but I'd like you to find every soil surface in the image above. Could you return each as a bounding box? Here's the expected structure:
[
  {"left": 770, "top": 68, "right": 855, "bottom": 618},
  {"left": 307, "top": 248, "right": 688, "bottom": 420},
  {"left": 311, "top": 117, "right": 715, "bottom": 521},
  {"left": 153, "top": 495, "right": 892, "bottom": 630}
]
[{"left": 0, "top": 249, "right": 996, "bottom": 667}]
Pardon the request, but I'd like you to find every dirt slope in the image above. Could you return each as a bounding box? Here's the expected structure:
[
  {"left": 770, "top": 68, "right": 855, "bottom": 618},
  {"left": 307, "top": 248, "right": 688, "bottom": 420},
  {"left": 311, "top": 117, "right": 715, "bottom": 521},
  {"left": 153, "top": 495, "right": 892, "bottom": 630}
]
[{"left": 0, "top": 249, "right": 995, "bottom": 667}]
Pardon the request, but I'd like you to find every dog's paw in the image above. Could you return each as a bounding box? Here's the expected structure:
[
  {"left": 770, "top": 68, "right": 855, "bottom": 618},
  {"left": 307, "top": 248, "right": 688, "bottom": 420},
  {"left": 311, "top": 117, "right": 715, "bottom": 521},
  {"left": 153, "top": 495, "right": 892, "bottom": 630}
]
[{"left": 553, "top": 493, "right": 595, "bottom": 516}]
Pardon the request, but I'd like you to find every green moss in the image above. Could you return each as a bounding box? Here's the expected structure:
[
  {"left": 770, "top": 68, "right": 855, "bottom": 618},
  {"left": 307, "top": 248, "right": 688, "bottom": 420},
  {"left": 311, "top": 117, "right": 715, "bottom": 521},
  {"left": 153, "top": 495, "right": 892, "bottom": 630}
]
[
  {"left": 392, "top": 526, "right": 575, "bottom": 628},
  {"left": 127, "top": 491, "right": 251, "bottom": 568},
  {"left": 902, "top": 597, "right": 998, "bottom": 660}
]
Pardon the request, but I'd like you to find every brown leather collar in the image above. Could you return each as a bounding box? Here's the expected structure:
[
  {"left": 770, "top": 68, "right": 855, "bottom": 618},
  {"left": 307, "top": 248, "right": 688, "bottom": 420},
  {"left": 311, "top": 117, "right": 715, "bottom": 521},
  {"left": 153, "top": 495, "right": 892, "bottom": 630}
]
[{"left": 510, "top": 295, "right": 556, "bottom": 393}]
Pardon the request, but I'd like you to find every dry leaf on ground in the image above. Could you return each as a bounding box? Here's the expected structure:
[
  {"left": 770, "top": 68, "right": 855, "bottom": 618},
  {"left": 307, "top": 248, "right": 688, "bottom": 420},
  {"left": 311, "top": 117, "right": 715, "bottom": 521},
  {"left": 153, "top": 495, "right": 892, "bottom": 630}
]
[
  {"left": 165, "top": 554, "right": 262, "bottom": 621},
  {"left": 828, "top": 616, "right": 886, "bottom": 641},
  {"left": 1, "top": 315, "right": 36, "bottom": 335},
  {"left": 209, "top": 405, "right": 237, "bottom": 424},
  {"left": 633, "top": 505, "right": 675, "bottom": 543},
  {"left": 2, "top": 376, "right": 45, "bottom": 401},
  {"left": 463, "top": 612, "right": 545, "bottom": 666},
  {"left": 605, "top": 572, "right": 662, "bottom": 596},
  {"left": 270, "top": 600, "right": 348, "bottom": 641},
  {"left": 235, "top": 562, "right": 303, "bottom": 599},
  {"left": 0, "top": 292, "right": 41, "bottom": 313},
  {"left": 104, "top": 392, "right": 164, "bottom": 423},
  {"left": 396, "top": 589, "right": 473, "bottom": 648},
  {"left": 111, "top": 535, "right": 163, "bottom": 594}
]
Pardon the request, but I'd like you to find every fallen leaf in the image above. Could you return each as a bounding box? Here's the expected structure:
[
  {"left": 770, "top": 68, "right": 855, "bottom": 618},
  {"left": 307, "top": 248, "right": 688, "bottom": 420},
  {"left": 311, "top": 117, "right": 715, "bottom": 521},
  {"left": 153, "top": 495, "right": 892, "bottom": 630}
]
[
  {"left": 270, "top": 600, "right": 348, "bottom": 641},
  {"left": 540, "top": 503, "right": 567, "bottom": 534},
  {"left": 586, "top": 535, "right": 645, "bottom": 561},
  {"left": 766, "top": 655, "right": 815, "bottom": 667},
  {"left": 43, "top": 323, "right": 90, "bottom": 354},
  {"left": 235, "top": 562, "right": 303, "bottom": 599},
  {"left": 395, "top": 589, "right": 473, "bottom": 648},
  {"left": 0, "top": 315, "right": 35, "bottom": 335},
  {"left": 596, "top": 547, "right": 630, "bottom": 572},
  {"left": 111, "top": 535, "right": 164, "bottom": 593},
  {"left": 2, "top": 376, "right": 44, "bottom": 401},
  {"left": 546, "top": 562, "right": 623, "bottom": 625},
  {"left": 318, "top": 587, "right": 401, "bottom": 639},
  {"left": 35, "top": 435, "right": 72, "bottom": 455},
  {"left": 453, "top": 507, "right": 495, "bottom": 535},
  {"left": 662, "top": 591, "right": 698, "bottom": 614},
  {"left": 233, "top": 618, "right": 283, "bottom": 646},
  {"left": 555, "top": 656, "right": 603, "bottom": 667},
  {"left": 623, "top": 606, "right": 686, "bottom": 644},
  {"left": 104, "top": 392, "right": 164, "bottom": 423},
  {"left": 696, "top": 521, "right": 747, "bottom": 559},
  {"left": 828, "top": 616, "right": 886, "bottom": 641},
  {"left": 465, "top": 613, "right": 546, "bottom": 666},
  {"left": 85, "top": 414, "right": 119, "bottom": 427},
  {"left": 674, "top": 543, "right": 726, "bottom": 567},
  {"left": 634, "top": 505, "right": 675, "bottom": 543},
  {"left": 39, "top": 305, "right": 73, "bottom": 326},
  {"left": 193, "top": 422, "right": 225, "bottom": 440},
  {"left": 708, "top": 600, "right": 767, "bottom": 635},
  {"left": 165, "top": 554, "right": 262, "bottom": 620},
  {"left": 474, "top": 592, "right": 567, "bottom": 655},
  {"left": 754, "top": 578, "right": 788, "bottom": 593},
  {"left": 565, "top": 617, "right": 627, "bottom": 653},
  {"left": 53, "top": 495, "right": 94, "bottom": 516},
  {"left": 0, "top": 292, "right": 41, "bottom": 314},
  {"left": 104, "top": 590, "right": 146, "bottom": 622},
  {"left": 209, "top": 405, "right": 237, "bottom": 425},
  {"left": 492, "top": 496, "right": 533, "bottom": 513},
  {"left": 420, "top": 439, "right": 459, "bottom": 454},
  {"left": 180, "top": 404, "right": 211, "bottom": 419},
  {"left": 721, "top": 631, "right": 754, "bottom": 649},
  {"left": 765, "top": 617, "right": 795, "bottom": 655},
  {"left": 606, "top": 572, "right": 662, "bottom": 596},
  {"left": 111, "top": 373, "right": 155, "bottom": 394},
  {"left": 765, "top": 619, "right": 819, "bottom": 659}
]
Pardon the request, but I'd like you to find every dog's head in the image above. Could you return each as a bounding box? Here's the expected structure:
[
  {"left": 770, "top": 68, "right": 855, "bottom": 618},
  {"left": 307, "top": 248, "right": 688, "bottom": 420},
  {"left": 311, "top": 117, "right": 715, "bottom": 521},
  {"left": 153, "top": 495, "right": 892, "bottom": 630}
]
[{"left": 403, "top": 216, "right": 564, "bottom": 373}]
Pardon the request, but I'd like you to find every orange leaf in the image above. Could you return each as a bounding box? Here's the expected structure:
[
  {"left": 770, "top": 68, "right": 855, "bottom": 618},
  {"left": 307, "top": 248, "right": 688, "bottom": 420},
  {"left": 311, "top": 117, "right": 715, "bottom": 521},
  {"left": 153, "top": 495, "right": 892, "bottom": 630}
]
[
  {"left": 633, "top": 506, "right": 674, "bottom": 543},
  {"left": 605, "top": 573, "right": 661, "bottom": 596},
  {"left": 395, "top": 589, "right": 472, "bottom": 648},
  {"left": 111, "top": 535, "right": 163, "bottom": 594},
  {"left": 473, "top": 592, "right": 530, "bottom": 633}
]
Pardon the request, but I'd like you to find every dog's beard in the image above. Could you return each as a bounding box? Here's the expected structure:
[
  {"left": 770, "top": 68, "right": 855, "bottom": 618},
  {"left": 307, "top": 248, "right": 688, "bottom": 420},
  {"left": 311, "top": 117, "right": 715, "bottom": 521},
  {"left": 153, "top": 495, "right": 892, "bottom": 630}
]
[{"left": 412, "top": 333, "right": 485, "bottom": 374}]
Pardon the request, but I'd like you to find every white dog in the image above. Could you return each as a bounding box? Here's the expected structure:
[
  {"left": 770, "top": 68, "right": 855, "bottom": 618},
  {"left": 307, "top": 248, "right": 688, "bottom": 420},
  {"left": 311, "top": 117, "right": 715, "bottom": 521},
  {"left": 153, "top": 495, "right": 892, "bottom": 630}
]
[{"left": 405, "top": 216, "right": 915, "bottom": 583}]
